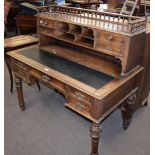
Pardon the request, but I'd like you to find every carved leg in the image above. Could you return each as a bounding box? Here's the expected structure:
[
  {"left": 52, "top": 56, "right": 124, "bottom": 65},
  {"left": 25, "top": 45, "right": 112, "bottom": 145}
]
[
  {"left": 90, "top": 123, "right": 102, "bottom": 155},
  {"left": 15, "top": 75, "right": 25, "bottom": 111},
  {"left": 121, "top": 93, "right": 136, "bottom": 130}
]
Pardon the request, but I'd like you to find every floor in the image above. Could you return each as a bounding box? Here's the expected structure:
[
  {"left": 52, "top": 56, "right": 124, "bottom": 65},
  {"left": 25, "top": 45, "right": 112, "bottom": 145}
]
[{"left": 4, "top": 60, "right": 150, "bottom": 155}]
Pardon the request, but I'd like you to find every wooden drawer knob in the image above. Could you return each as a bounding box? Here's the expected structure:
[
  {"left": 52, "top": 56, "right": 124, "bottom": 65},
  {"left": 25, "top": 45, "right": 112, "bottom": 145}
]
[
  {"left": 40, "top": 20, "right": 43, "bottom": 24},
  {"left": 108, "top": 36, "right": 113, "bottom": 41}
]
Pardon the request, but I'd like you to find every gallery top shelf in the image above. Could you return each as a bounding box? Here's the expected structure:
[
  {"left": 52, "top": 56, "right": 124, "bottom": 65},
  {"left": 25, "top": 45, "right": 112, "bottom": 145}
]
[{"left": 38, "top": 5, "right": 147, "bottom": 35}]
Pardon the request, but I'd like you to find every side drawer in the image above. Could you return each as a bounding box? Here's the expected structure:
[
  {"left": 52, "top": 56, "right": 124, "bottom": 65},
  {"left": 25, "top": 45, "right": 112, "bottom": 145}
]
[
  {"left": 68, "top": 95, "right": 91, "bottom": 114},
  {"left": 68, "top": 87, "right": 93, "bottom": 103},
  {"left": 30, "top": 69, "right": 65, "bottom": 93},
  {"left": 14, "top": 60, "right": 30, "bottom": 82}
]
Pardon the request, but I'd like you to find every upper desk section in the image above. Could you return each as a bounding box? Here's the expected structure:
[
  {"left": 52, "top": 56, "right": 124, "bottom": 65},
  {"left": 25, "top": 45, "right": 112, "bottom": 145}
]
[
  {"left": 38, "top": 5, "right": 147, "bottom": 36},
  {"left": 36, "top": 5, "right": 147, "bottom": 76}
]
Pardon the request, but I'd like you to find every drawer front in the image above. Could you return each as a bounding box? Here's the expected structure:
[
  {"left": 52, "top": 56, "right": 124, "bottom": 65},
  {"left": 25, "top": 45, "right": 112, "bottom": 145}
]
[
  {"left": 96, "top": 30, "right": 125, "bottom": 44},
  {"left": 14, "top": 60, "right": 30, "bottom": 82},
  {"left": 14, "top": 60, "right": 28, "bottom": 70},
  {"left": 68, "top": 87, "right": 93, "bottom": 103},
  {"left": 38, "top": 18, "right": 56, "bottom": 29},
  {"left": 96, "top": 39, "right": 124, "bottom": 55},
  {"left": 68, "top": 95, "right": 91, "bottom": 114},
  {"left": 30, "top": 69, "right": 65, "bottom": 92}
]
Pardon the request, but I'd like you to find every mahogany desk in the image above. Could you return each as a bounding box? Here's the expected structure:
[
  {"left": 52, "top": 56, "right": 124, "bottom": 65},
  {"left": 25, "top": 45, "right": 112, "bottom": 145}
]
[{"left": 8, "top": 45, "right": 143, "bottom": 155}]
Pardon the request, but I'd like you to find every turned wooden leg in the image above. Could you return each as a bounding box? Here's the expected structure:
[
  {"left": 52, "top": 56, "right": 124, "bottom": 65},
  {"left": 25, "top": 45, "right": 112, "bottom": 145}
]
[
  {"left": 121, "top": 93, "right": 136, "bottom": 130},
  {"left": 141, "top": 97, "right": 149, "bottom": 107},
  {"left": 90, "top": 123, "right": 102, "bottom": 155},
  {"left": 36, "top": 80, "right": 41, "bottom": 91},
  {"left": 15, "top": 75, "right": 25, "bottom": 111}
]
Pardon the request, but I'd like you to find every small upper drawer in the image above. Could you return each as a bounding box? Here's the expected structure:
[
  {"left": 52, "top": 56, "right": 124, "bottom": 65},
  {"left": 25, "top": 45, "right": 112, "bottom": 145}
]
[
  {"left": 38, "top": 18, "right": 56, "bottom": 29},
  {"left": 96, "top": 30, "right": 125, "bottom": 44},
  {"left": 95, "top": 39, "right": 124, "bottom": 56}
]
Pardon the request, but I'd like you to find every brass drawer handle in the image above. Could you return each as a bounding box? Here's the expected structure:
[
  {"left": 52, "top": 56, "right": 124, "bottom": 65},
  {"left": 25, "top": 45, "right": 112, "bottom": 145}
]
[
  {"left": 75, "top": 102, "right": 85, "bottom": 111},
  {"left": 41, "top": 74, "right": 51, "bottom": 82},
  {"left": 75, "top": 92, "right": 85, "bottom": 100}
]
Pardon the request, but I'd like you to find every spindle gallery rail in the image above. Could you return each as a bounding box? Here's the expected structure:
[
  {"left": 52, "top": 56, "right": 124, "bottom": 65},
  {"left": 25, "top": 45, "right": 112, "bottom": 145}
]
[{"left": 38, "top": 5, "right": 147, "bottom": 33}]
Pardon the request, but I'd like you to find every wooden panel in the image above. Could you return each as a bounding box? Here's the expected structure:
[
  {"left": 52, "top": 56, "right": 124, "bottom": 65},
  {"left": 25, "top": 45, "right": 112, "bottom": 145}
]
[
  {"left": 91, "top": 74, "right": 138, "bottom": 120},
  {"left": 68, "top": 87, "right": 93, "bottom": 102},
  {"left": 122, "top": 32, "right": 146, "bottom": 74},
  {"left": 68, "top": 95, "right": 91, "bottom": 114},
  {"left": 40, "top": 44, "right": 121, "bottom": 77},
  {"left": 135, "top": 28, "right": 150, "bottom": 108},
  {"left": 13, "top": 59, "right": 31, "bottom": 83},
  {"left": 96, "top": 30, "right": 125, "bottom": 44},
  {"left": 96, "top": 39, "right": 124, "bottom": 56},
  {"left": 38, "top": 27, "right": 55, "bottom": 37},
  {"left": 30, "top": 68, "right": 65, "bottom": 93}
]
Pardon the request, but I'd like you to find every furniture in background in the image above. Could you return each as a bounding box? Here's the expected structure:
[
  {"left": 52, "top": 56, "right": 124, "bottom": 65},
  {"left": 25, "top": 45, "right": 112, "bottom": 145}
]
[
  {"left": 4, "top": 2, "right": 11, "bottom": 36},
  {"left": 15, "top": 15, "right": 37, "bottom": 35},
  {"left": 65, "top": 0, "right": 100, "bottom": 9},
  {"left": 4, "top": 35, "right": 40, "bottom": 93}
]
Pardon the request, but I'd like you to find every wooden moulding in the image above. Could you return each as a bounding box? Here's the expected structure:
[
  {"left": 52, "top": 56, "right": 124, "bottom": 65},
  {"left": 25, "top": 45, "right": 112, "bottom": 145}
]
[{"left": 38, "top": 5, "right": 147, "bottom": 34}]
